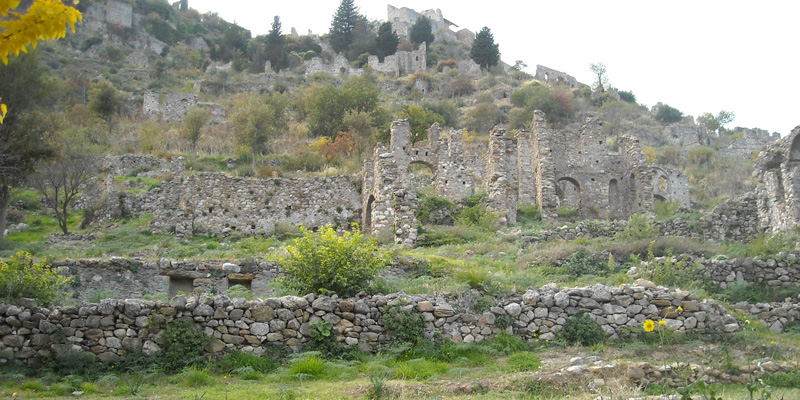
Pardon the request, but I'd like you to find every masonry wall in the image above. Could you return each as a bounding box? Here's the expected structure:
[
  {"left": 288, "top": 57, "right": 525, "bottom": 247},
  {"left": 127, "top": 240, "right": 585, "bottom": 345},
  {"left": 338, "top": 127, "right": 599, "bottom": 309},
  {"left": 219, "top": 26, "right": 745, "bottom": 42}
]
[
  {"left": 534, "top": 65, "right": 588, "bottom": 89},
  {"left": 0, "top": 284, "right": 741, "bottom": 366},
  {"left": 755, "top": 126, "right": 800, "bottom": 233}
]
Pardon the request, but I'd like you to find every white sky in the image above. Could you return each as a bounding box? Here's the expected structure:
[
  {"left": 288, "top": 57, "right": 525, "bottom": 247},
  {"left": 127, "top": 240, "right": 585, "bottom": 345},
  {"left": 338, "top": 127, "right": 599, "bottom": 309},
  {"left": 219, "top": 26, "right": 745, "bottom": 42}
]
[{"left": 189, "top": 0, "right": 799, "bottom": 136}]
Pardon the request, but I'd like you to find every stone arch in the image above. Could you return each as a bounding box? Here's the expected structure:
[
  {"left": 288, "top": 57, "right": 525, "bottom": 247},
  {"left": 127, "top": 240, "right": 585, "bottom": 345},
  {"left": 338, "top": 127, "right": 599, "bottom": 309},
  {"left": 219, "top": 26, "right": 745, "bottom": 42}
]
[
  {"left": 791, "top": 135, "right": 800, "bottom": 161},
  {"left": 556, "top": 177, "right": 580, "bottom": 209},
  {"left": 654, "top": 194, "right": 667, "bottom": 202},
  {"left": 364, "top": 195, "right": 375, "bottom": 233},
  {"left": 408, "top": 160, "right": 436, "bottom": 194}
]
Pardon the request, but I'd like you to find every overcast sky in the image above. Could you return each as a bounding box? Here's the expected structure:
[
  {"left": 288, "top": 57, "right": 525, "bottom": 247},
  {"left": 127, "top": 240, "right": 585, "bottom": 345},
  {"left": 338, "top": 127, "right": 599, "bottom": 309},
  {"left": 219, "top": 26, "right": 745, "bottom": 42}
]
[{"left": 189, "top": 0, "right": 799, "bottom": 136}]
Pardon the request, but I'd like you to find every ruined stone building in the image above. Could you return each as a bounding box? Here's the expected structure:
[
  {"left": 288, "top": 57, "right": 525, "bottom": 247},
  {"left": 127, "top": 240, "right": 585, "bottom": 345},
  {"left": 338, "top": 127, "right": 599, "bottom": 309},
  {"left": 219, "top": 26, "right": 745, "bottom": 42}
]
[
  {"left": 755, "top": 126, "right": 800, "bottom": 233},
  {"left": 362, "top": 112, "right": 690, "bottom": 244},
  {"left": 533, "top": 65, "right": 589, "bottom": 89},
  {"left": 305, "top": 43, "right": 426, "bottom": 78},
  {"left": 387, "top": 5, "right": 475, "bottom": 46}
]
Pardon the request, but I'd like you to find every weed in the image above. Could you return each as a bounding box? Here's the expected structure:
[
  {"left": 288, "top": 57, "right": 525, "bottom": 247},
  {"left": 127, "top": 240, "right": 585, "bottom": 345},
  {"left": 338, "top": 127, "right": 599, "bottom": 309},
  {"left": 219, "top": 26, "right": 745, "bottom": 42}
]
[
  {"left": 171, "top": 365, "right": 213, "bottom": 387},
  {"left": 560, "top": 313, "right": 606, "bottom": 346},
  {"left": 289, "top": 354, "right": 327, "bottom": 378},
  {"left": 383, "top": 306, "right": 425, "bottom": 344},
  {"left": 505, "top": 351, "right": 541, "bottom": 372},
  {"left": 218, "top": 350, "right": 279, "bottom": 374}
]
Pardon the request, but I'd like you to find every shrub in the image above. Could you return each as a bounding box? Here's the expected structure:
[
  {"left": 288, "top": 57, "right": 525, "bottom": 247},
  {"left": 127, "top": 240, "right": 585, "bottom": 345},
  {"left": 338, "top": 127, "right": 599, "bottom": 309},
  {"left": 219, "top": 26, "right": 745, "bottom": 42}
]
[
  {"left": 616, "top": 213, "right": 657, "bottom": 240},
  {"left": 559, "top": 249, "right": 606, "bottom": 277},
  {"left": 279, "top": 225, "right": 390, "bottom": 297},
  {"left": 383, "top": 306, "right": 425, "bottom": 344},
  {"left": 0, "top": 251, "right": 71, "bottom": 305},
  {"left": 506, "top": 351, "right": 541, "bottom": 372},
  {"left": 655, "top": 104, "right": 683, "bottom": 124},
  {"left": 157, "top": 319, "right": 210, "bottom": 373},
  {"left": 416, "top": 195, "right": 457, "bottom": 225},
  {"left": 289, "top": 354, "right": 327, "bottom": 378},
  {"left": 560, "top": 313, "right": 606, "bottom": 346},
  {"left": 305, "top": 320, "right": 355, "bottom": 359},
  {"left": 618, "top": 90, "right": 636, "bottom": 103}
]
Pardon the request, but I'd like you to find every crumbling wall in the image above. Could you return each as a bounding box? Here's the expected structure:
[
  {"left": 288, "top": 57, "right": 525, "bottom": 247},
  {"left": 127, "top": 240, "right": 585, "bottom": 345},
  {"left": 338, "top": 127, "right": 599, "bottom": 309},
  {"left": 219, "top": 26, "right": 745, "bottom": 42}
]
[
  {"left": 755, "top": 126, "right": 800, "bottom": 233},
  {"left": 699, "top": 192, "right": 762, "bottom": 241},
  {"left": 652, "top": 166, "right": 690, "bottom": 207},
  {"left": 143, "top": 92, "right": 198, "bottom": 122},
  {"left": 105, "top": 0, "right": 133, "bottom": 28},
  {"left": 304, "top": 54, "right": 362, "bottom": 77},
  {"left": 534, "top": 65, "right": 589, "bottom": 89},
  {"left": 531, "top": 112, "right": 657, "bottom": 220},
  {"left": 53, "top": 257, "right": 281, "bottom": 302},
  {"left": 723, "top": 127, "right": 779, "bottom": 159},
  {"left": 0, "top": 283, "right": 741, "bottom": 365},
  {"left": 308, "top": 43, "right": 426, "bottom": 78},
  {"left": 387, "top": 5, "right": 473, "bottom": 46}
]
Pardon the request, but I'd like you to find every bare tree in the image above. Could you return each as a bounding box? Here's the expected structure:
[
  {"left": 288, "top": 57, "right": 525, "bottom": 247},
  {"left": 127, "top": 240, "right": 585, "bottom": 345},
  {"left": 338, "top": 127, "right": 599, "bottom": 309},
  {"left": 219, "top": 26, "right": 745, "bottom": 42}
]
[
  {"left": 590, "top": 62, "right": 608, "bottom": 92},
  {"left": 30, "top": 152, "right": 97, "bottom": 234}
]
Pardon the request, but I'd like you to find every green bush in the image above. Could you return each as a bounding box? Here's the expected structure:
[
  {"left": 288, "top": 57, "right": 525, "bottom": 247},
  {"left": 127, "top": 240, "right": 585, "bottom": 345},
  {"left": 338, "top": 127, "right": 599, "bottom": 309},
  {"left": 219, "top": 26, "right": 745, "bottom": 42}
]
[
  {"left": 655, "top": 104, "right": 684, "bottom": 123},
  {"left": 416, "top": 195, "right": 457, "bottom": 225},
  {"left": 616, "top": 213, "right": 657, "bottom": 240},
  {"left": 560, "top": 313, "right": 606, "bottom": 346},
  {"left": 305, "top": 320, "right": 355, "bottom": 359},
  {"left": 157, "top": 319, "right": 210, "bottom": 373},
  {"left": 279, "top": 225, "right": 389, "bottom": 297},
  {"left": 0, "top": 251, "right": 71, "bottom": 305},
  {"left": 516, "top": 203, "right": 541, "bottom": 225},
  {"left": 559, "top": 249, "right": 607, "bottom": 277},
  {"left": 383, "top": 306, "right": 425, "bottom": 344}
]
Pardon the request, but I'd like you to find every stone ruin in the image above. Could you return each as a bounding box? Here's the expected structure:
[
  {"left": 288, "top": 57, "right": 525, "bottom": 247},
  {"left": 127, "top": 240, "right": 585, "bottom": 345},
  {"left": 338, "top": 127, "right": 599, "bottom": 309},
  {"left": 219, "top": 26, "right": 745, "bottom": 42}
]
[
  {"left": 722, "top": 127, "right": 780, "bottom": 159},
  {"left": 305, "top": 42, "right": 426, "bottom": 78},
  {"left": 533, "top": 65, "right": 589, "bottom": 89},
  {"left": 143, "top": 91, "right": 197, "bottom": 122},
  {"left": 387, "top": 5, "right": 475, "bottom": 46},
  {"left": 362, "top": 113, "right": 690, "bottom": 244},
  {"left": 755, "top": 125, "right": 800, "bottom": 234}
]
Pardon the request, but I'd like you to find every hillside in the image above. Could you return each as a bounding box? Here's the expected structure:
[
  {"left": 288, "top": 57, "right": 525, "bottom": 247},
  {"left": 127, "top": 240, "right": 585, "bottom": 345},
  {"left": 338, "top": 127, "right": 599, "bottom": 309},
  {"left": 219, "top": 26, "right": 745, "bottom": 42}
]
[{"left": 0, "top": 1, "right": 799, "bottom": 399}]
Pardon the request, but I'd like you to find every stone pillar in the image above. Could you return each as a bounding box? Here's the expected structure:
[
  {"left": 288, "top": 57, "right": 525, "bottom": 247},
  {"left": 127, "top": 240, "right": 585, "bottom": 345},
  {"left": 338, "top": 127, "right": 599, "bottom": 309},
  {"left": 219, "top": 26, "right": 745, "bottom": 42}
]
[
  {"left": 486, "top": 127, "right": 514, "bottom": 225},
  {"left": 532, "top": 111, "right": 559, "bottom": 220},
  {"left": 390, "top": 119, "right": 411, "bottom": 154},
  {"left": 516, "top": 129, "right": 535, "bottom": 205}
]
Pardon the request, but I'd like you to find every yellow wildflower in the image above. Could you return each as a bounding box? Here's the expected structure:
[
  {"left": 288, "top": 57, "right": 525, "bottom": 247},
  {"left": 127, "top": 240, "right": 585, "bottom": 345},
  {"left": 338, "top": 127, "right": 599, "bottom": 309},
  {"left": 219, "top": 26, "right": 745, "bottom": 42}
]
[
  {"left": 677, "top": 306, "right": 683, "bottom": 312},
  {"left": 643, "top": 319, "right": 655, "bottom": 332},
  {"left": 659, "top": 320, "right": 666, "bottom": 326}
]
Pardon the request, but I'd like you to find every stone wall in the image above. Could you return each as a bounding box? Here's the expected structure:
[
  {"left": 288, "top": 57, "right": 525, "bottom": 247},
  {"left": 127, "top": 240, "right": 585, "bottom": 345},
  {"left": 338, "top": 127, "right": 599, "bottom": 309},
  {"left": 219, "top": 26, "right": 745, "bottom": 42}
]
[
  {"left": 387, "top": 5, "right": 474, "bottom": 46},
  {"left": 52, "top": 257, "right": 282, "bottom": 302},
  {"left": 755, "top": 126, "right": 800, "bottom": 234},
  {"left": 143, "top": 92, "right": 198, "bottom": 122},
  {"left": 722, "top": 127, "right": 778, "bottom": 159},
  {"left": 306, "top": 44, "right": 426, "bottom": 78},
  {"left": 0, "top": 283, "right": 741, "bottom": 366},
  {"left": 699, "top": 192, "right": 762, "bottom": 241},
  {"left": 104, "top": 0, "right": 133, "bottom": 28},
  {"left": 534, "top": 65, "right": 589, "bottom": 89}
]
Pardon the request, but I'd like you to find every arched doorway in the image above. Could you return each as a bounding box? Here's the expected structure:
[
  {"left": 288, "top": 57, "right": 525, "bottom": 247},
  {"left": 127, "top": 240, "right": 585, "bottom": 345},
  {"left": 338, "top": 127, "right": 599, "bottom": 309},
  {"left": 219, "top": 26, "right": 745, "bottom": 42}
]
[
  {"left": 556, "top": 177, "right": 581, "bottom": 210},
  {"left": 364, "top": 195, "right": 375, "bottom": 233},
  {"left": 408, "top": 161, "right": 436, "bottom": 197}
]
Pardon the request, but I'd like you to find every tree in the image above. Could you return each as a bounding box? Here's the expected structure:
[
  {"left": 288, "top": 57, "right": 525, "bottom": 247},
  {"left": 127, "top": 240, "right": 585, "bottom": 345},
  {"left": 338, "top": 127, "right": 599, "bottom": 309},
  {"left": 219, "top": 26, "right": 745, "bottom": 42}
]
[
  {"left": 618, "top": 90, "right": 636, "bottom": 103},
  {"left": 0, "top": 52, "right": 56, "bottom": 240},
  {"left": 470, "top": 27, "right": 499, "bottom": 70},
  {"left": 590, "top": 62, "right": 608, "bottom": 92},
  {"left": 0, "top": 0, "right": 82, "bottom": 123},
  {"left": 655, "top": 104, "right": 684, "bottom": 124},
  {"left": 303, "top": 76, "right": 380, "bottom": 138},
  {"left": 182, "top": 107, "right": 210, "bottom": 153},
  {"left": 698, "top": 110, "right": 735, "bottom": 133},
  {"left": 87, "top": 79, "right": 121, "bottom": 136},
  {"left": 397, "top": 104, "right": 444, "bottom": 143},
  {"left": 329, "top": 0, "right": 360, "bottom": 53},
  {"left": 375, "top": 21, "right": 399, "bottom": 62},
  {"left": 30, "top": 145, "right": 97, "bottom": 235},
  {"left": 231, "top": 93, "right": 288, "bottom": 157},
  {"left": 409, "top": 16, "right": 434, "bottom": 47},
  {"left": 264, "top": 16, "right": 287, "bottom": 72}
]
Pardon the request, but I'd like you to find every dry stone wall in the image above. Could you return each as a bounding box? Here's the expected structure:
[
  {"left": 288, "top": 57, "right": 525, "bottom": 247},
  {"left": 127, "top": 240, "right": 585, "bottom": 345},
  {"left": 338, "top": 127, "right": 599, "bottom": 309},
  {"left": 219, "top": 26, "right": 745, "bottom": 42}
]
[
  {"left": 143, "top": 92, "right": 198, "bottom": 122},
  {"left": 533, "top": 65, "right": 588, "bottom": 89},
  {"left": 699, "top": 192, "right": 762, "bottom": 241},
  {"left": 722, "top": 127, "right": 778, "bottom": 159},
  {"left": 755, "top": 126, "right": 800, "bottom": 234},
  {"left": 0, "top": 283, "right": 741, "bottom": 366},
  {"left": 53, "top": 257, "right": 282, "bottom": 302}
]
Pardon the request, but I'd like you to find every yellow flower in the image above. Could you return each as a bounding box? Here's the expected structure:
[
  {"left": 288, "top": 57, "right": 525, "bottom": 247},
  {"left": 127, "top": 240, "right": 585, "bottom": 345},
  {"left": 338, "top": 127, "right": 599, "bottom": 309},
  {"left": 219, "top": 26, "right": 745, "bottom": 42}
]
[
  {"left": 677, "top": 306, "right": 683, "bottom": 312},
  {"left": 746, "top": 320, "right": 751, "bottom": 325},
  {"left": 643, "top": 319, "right": 655, "bottom": 332},
  {"left": 771, "top": 341, "right": 776, "bottom": 345},
  {"left": 659, "top": 320, "right": 666, "bottom": 326}
]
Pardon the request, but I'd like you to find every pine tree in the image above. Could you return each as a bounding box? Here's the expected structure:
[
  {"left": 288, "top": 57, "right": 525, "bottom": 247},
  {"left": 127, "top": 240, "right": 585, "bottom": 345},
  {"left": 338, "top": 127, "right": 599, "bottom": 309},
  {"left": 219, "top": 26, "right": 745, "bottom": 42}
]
[
  {"left": 470, "top": 27, "right": 500, "bottom": 70},
  {"left": 375, "top": 21, "right": 399, "bottom": 62},
  {"left": 265, "top": 16, "right": 287, "bottom": 72},
  {"left": 329, "top": 0, "right": 360, "bottom": 54},
  {"left": 409, "top": 16, "right": 434, "bottom": 47}
]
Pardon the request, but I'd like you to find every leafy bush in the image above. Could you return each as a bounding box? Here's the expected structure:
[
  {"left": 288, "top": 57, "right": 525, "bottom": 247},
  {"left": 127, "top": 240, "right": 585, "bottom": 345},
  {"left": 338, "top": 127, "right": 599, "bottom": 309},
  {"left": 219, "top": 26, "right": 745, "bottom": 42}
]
[
  {"left": 559, "top": 249, "right": 607, "bottom": 277},
  {"left": 0, "top": 251, "right": 71, "bottom": 305},
  {"left": 655, "top": 104, "right": 683, "bottom": 124},
  {"left": 560, "top": 313, "right": 606, "bottom": 346},
  {"left": 279, "top": 225, "right": 389, "bottom": 297},
  {"left": 616, "top": 213, "right": 657, "bottom": 240},
  {"left": 618, "top": 90, "right": 636, "bottom": 103},
  {"left": 289, "top": 354, "right": 327, "bottom": 378},
  {"left": 654, "top": 200, "right": 680, "bottom": 220},
  {"left": 506, "top": 351, "right": 541, "bottom": 372},
  {"left": 383, "top": 306, "right": 425, "bottom": 344},
  {"left": 305, "top": 320, "right": 355, "bottom": 359},
  {"left": 157, "top": 319, "right": 210, "bottom": 373},
  {"left": 416, "top": 195, "right": 457, "bottom": 225}
]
